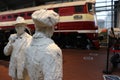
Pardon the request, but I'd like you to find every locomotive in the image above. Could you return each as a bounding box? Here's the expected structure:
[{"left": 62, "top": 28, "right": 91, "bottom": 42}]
[{"left": 0, "top": 0, "right": 99, "bottom": 49}]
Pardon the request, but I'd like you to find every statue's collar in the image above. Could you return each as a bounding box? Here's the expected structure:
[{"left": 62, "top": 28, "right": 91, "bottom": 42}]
[
  {"left": 16, "top": 32, "right": 26, "bottom": 39},
  {"left": 33, "top": 32, "right": 47, "bottom": 39}
]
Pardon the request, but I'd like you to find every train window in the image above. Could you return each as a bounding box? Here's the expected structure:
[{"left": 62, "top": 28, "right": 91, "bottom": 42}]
[
  {"left": 27, "top": 12, "right": 32, "bottom": 17},
  {"left": 88, "top": 3, "right": 93, "bottom": 12},
  {"left": 2, "top": 16, "right": 6, "bottom": 19},
  {"left": 75, "top": 5, "right": 83, "bottom": 13},
  {"left": 14, "top": 14, "right": 18, "bottom": 18},
  {"left": 8, "top": 15, "right": 12, "bottom": 19},
  {"left": 54, "top": 8, "right": 59, "bottom": 13},
  {"left": 19, "top": 13, "right": 25, "bottom": 17}
]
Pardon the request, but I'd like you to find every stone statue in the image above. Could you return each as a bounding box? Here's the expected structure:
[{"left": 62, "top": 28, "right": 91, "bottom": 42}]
[
  {"left": 4, "top": 16, "right": 32, "bottom": 80},
  {"left": 25, "top": 9, "right": 63, "bottom": 80}
]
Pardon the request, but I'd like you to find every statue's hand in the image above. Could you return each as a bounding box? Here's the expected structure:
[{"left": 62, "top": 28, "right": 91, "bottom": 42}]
[
  {"left": 9, "top": 35, "right": 17, "bottom": 43},
  {"left": 11, "top": 39, "right": 16, "bottom": 43}
]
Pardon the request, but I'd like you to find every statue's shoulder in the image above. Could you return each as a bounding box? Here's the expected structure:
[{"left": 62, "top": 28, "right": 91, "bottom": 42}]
[
  {"left": 9, "top": 34, "right": 17, "bottom": 38},
  {"left": 8, "top": 34, "right": 17, "bottom": 41},
  {"left": 47, "top": 43, "right": 61, "bottom": 52},
  {"left": 25, "top": 32, "right": 32, "bottom": 38}
]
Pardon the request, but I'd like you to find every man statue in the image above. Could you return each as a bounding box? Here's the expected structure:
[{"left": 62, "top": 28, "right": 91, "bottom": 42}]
[
  {"left": 4, "top": 16, "right": 32, "bottom": 80},
  {"left": 25, "top": 9, "right": 63, "bottom": 80}
]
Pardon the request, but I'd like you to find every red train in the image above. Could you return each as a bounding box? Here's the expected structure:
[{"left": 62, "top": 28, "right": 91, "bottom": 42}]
[{"left": 0, "top": 0, "right": 99, "bottom": 49}]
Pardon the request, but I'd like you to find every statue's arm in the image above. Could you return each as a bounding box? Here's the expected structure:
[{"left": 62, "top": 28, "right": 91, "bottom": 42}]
[
  {"left": 4, "top": 41, "right": 13, "bottom": 56},
  {"left": 4, "top": 34, "right": 16, "bottom": 56}
]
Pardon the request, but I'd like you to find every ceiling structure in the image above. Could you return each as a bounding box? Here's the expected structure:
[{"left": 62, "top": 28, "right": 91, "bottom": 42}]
[
  {"left": 1, "top": 0, "right": 119, "bottom": 11},
  {"left": 0, "top": 0, "right": 57, "bottom": 11}
]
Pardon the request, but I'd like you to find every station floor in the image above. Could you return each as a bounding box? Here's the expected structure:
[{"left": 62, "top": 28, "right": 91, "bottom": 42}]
[{"left": 0, "top": 47, "right": 120, "bottom": 80}]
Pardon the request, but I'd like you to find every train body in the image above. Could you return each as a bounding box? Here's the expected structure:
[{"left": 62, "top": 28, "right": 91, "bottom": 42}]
[{"left": 0, "top": 0, "right": 99, "bottom": 49}]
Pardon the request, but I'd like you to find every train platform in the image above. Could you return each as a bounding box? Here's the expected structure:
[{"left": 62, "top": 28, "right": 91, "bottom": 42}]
[{"left": 0, "top": 47, "right": 120, "bottom": 80}]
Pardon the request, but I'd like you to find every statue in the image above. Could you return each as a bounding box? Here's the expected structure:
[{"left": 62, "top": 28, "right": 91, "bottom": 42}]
[
  {"left": 25, "top": 9, "right": 63, "bottom": 80},
  {"left": 4, "top": 16, "right": 32, "bottom": 80}
]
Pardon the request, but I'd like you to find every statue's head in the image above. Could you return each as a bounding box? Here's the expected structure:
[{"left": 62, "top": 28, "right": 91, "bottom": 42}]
[
  {"left": 31, "top": 9, "right": 59, "bottom": 37},
  {"left": 14, "top": 16, "right": 27, "bottom": 36}
]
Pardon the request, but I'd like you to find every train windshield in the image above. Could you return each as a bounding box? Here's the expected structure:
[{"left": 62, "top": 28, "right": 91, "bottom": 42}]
[{"left": 88, "top": 3, "right": 95, "bottom": 14}]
